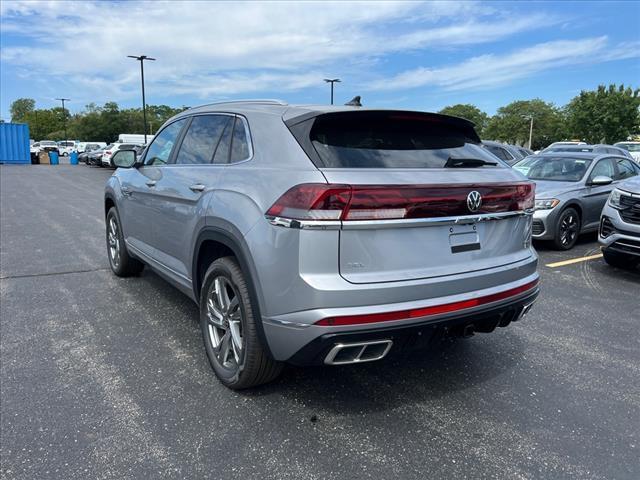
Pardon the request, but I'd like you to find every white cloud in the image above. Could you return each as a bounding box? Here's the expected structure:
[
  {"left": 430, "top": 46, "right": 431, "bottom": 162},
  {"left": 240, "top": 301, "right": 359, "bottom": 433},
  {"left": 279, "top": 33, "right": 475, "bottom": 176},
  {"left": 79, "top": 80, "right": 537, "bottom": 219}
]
[
  {"left": 366, "top": 37, "right": 640, "bottom": 92},
  {"left": 1, "top": 0, "right": 562, "bottom": 102}
]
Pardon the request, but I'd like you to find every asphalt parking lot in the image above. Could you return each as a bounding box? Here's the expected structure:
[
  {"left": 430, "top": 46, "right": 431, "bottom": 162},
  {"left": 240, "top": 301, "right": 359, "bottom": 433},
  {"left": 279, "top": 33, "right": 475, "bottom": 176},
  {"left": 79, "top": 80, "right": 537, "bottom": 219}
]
[{"left": 1, "top": 165, "right": 638, "bottom": 480}]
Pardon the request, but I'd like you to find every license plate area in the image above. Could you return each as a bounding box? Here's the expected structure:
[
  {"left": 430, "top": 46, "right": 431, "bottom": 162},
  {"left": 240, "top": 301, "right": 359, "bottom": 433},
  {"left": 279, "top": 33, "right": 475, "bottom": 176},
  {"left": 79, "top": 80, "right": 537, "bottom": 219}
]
[{"left": 449, "top": 226, "right": 480, "bottom": 253}]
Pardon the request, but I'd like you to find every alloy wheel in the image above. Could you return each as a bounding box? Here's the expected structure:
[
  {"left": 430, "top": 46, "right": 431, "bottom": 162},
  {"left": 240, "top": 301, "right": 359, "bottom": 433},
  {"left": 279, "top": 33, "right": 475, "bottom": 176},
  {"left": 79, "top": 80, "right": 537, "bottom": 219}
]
[
  {"left": 206, "top": 276, "right": 243, "bottom": 369},
  {"left": 108, "top": 217, "right": 120, "bottom": 267},
  {"left": 559, "top": 213, "right": 579, "bottom": 247}
]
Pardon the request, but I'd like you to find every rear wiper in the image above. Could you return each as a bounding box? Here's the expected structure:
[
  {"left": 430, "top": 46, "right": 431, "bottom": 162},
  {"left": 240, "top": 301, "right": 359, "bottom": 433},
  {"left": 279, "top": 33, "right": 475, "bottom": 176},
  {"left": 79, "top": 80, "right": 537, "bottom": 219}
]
[{"left": 445, "top": 157, "right": 498, "bottom": 168}]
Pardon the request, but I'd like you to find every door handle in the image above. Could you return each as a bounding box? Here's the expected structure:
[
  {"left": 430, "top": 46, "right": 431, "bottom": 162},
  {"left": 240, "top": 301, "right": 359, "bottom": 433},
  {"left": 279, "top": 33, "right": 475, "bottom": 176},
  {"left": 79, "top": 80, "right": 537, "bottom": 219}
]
[
  {"left": 189, "top": 184, "right": 206, "bottom": 192},
  {"left": 146, "top": 180, "right": 157, "bottom": 188}
]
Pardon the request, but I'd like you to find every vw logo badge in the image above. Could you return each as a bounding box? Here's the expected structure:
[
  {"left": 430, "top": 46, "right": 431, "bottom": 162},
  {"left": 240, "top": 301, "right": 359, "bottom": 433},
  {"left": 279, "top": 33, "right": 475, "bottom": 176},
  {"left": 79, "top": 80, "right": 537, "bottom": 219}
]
[{"left": 467, "top": 191, "right": 482, "bottom": 212}]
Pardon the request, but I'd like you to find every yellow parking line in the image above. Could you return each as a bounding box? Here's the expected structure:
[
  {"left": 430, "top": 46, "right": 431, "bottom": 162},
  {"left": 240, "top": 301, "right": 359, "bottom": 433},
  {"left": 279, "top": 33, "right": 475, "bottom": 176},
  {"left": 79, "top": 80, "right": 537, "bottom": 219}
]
[{"left": 546, "top": 253, "right": 603, "bottom": 268}]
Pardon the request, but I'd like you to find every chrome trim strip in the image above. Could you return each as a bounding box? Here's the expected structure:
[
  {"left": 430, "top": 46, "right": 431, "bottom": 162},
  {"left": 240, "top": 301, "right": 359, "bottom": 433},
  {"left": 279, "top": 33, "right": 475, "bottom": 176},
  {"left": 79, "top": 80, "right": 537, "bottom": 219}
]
[
  {"left": 267, "top": 210, "right": 532, "bottom": 230},
  {"left": 615, "top": 241, "right": 640, "bottom": 250}
]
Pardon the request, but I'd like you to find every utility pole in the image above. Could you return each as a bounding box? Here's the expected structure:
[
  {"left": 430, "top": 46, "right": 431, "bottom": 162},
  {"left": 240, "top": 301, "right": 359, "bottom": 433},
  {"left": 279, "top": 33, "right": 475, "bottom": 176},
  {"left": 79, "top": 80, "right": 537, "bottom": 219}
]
[
  {"left": 128, "top": 55, "right": 156, "bottom": 143},
  {"left": 56, "top": 98, "right": 70, "bottom": 147},
  {"left": 323, "top": 78, "right": 341, "bottom": 105},
  {"left": 522, "top": 115, "right": 534, "bottom": 149}
]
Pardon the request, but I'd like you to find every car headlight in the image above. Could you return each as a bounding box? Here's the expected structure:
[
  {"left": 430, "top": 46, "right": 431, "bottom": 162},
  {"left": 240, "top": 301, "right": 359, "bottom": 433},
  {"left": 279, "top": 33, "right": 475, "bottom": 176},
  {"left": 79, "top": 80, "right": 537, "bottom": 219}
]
[
  {"left": 608, "top": 189, "right": 622, "bottom": 209},
  {"left": 534, "top": 198, "right": 560, "bottom": 210}
]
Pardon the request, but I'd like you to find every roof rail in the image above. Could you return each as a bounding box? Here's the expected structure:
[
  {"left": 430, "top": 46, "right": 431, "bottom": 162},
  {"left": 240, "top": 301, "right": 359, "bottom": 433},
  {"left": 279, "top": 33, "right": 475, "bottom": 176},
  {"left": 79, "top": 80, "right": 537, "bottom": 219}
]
[{"left": 198, "top": 99, "right": 288, "bottom": 108}]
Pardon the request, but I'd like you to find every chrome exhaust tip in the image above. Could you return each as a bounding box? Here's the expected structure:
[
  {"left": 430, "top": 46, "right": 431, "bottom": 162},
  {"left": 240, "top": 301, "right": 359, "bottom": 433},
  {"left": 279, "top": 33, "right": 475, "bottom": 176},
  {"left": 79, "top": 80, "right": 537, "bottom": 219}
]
[{"left": 324, "top": 340, "right": 393, "bottom": 365}]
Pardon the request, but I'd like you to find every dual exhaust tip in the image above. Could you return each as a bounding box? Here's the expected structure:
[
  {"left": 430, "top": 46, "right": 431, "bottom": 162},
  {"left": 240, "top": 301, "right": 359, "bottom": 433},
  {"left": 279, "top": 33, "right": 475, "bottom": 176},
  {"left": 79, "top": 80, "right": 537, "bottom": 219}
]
[{"left": 324, "top": 340, "right": 393, "bottom": 365}]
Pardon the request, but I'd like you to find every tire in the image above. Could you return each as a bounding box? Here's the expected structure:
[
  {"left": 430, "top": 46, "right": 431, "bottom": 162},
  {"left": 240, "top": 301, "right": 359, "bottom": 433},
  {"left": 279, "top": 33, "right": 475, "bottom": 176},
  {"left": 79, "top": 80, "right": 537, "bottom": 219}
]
[
  {"left": 200, "top": 256, "right": 282, "bottom": 389},
  {"left": 603, "top": 249, "right": 640, "bottom": 269},
  {"left": 553, "top": 207, "right": 581, "bottom": 250},
  {"left": 106, "top": 207, "right": 144, "bottom": 277}
]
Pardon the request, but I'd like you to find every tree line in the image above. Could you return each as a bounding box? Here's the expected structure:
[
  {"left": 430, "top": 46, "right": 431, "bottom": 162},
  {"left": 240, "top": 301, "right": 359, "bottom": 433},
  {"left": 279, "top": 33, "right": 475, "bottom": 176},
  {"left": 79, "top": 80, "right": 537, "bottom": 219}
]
[
  {"left": 439, "top": 84, "right": 639, "bottom": 149},
  {"left": 9, "top": 99, "right": 188, "bottom": 144},
  {"left": 9, "top": 84, "right": 639, "bottom": 149}
]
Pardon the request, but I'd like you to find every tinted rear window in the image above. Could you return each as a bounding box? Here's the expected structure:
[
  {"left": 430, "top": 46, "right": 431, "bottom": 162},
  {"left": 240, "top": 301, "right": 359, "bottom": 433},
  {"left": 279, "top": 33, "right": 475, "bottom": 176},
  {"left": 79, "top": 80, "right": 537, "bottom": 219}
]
[{"left": 304, "top": 112, "right": 493, "bottom": 168}]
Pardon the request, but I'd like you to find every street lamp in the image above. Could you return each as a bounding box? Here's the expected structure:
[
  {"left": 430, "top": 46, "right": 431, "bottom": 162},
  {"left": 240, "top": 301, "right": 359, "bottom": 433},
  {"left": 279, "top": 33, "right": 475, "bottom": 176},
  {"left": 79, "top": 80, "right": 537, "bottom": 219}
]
[
  {"left": 522, "top": 114, "right": 534, "bottom": 150},
  {"left": 323, "top": 78, "right": 341, "bottom": 105},
  {"left": 128, "top": 55, "right": 156, "bottom": 143},
  {"left": 55, "top": 98, "right": 70, "bottom": 148}
]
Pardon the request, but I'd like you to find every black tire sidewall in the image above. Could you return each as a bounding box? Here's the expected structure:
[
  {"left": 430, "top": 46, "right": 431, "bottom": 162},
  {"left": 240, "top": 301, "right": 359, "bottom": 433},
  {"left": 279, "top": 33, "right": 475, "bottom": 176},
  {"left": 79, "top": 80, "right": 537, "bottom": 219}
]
[
  {"left": 199, "top": 259, "right": 250, "bottom": 385},
  {"left": 555, "top": 208, "right": 580, "bottom": 250}
]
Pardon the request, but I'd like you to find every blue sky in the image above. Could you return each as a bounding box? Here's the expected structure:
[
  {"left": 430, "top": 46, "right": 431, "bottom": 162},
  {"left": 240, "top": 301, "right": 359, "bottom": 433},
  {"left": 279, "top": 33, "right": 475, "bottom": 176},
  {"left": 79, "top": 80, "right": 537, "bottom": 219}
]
[{"left": 1, "top": 0, "right": 639, "bottom": 121}]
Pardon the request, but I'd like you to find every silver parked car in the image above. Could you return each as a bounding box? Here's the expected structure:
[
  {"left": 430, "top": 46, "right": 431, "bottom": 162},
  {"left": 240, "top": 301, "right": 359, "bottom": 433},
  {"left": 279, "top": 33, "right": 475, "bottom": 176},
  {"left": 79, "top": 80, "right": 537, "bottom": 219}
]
[
  {"left": 482, "top": 140, "right": 530, "bottom": 165},
  {"left": 105, "top": 100, "right": 540, "bottom": 389},
  {"left": 541, "top": 143, "right": 635, "bottom": 161},
  {"left": 599, "top": 175, "right": 640, "bottom": 268},
  {"left": 513, "top": 152, "right": 640, "bottom": 249}
]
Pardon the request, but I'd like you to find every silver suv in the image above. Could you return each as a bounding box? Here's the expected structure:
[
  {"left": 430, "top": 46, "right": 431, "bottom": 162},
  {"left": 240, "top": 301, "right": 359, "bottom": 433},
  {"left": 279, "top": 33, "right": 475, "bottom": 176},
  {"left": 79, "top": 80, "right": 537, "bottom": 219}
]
[
  {"left": 105, "top": 100, "right": 540, "bottom": 389},
  {"left": 599, "top": 175, "right": 640, "bottom": 267}
]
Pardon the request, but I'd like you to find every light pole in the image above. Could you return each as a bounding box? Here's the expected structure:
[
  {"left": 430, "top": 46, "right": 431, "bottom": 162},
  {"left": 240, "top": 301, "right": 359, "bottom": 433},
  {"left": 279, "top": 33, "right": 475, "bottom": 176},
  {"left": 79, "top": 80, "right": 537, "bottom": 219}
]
[
  {"left": 324, "top": 78, "right": 341, "bottom": 105},
  {"left": 55, "top": 98, "right": 70, "bottom": 147},
  {"left": 128, "top": 55, "right": 156, "bottom": 143},
  {"left": 522, "top": 115, "right": 534, "bottom": 149}
]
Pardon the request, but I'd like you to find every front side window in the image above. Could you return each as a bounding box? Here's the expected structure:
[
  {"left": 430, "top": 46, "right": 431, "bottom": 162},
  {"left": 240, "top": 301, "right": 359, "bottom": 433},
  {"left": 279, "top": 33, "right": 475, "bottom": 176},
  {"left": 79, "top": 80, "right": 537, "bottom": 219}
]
[
  {"left": 589, "top": 158, "right": 615, "bottom": 180},
  {"left": 144, "top": 119, "right": 187, "bottom": 166},
  {"left": 175, "top": 115, "right": 231, "bottom": 165}
]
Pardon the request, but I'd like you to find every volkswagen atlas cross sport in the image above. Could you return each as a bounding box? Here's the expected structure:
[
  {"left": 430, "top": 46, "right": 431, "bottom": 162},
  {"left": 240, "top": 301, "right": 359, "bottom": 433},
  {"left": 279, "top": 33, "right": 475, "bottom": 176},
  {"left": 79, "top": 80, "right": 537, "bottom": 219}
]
[{"left": 105, "top": 100, "right": 540, "bottom": 389}]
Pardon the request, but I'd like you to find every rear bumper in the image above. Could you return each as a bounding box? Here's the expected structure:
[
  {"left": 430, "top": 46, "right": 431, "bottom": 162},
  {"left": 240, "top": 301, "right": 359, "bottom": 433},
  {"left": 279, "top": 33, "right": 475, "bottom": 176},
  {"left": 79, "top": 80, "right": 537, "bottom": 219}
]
[{"left": 263, "top": 273, "right": 539, "bottom": 364}]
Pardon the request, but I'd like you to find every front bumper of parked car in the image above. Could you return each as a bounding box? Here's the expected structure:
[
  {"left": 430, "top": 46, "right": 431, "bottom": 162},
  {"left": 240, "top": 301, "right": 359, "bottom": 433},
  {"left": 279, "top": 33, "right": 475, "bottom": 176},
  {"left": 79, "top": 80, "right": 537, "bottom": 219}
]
[
  {"left": 531, "top": 206, "right": 561, "bottom": 240},
  {"left": 599, "top": 203, "right": 640, "bottom": 257}
]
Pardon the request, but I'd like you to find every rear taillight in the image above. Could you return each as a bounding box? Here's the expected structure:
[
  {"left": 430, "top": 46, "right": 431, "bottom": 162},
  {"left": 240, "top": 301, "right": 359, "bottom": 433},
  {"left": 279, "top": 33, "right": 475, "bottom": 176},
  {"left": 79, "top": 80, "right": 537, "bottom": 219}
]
[
  {"left": 266, "top": 182, "right": 535, "bottom": 221},
  {"left": 105, "top": 151, "right": 112, "bottom": 156}
]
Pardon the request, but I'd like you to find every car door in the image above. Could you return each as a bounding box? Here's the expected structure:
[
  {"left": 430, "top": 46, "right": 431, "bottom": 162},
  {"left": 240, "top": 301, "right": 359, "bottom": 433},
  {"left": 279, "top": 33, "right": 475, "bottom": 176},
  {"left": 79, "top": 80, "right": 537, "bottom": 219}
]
[
  {"left": 117, "top": 118, "right": 188, "bottom": 258},
  {"left": 582, "top": 157, "right": 617, "bottom": 228},
  {"left": 147, "top": 114, "right": 234, "bottom": 283}
]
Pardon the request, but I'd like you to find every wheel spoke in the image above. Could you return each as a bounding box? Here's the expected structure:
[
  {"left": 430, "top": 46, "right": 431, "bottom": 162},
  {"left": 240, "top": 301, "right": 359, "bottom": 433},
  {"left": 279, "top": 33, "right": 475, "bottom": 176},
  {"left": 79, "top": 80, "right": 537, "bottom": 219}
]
[
  {"left": 207, "top": 298, "right": 224, "bottom": 327},
  {"left": 229, "top": 320, "right": 242, "bottom": 361},
  {"left": 215, "top": 278, "right": 230, "bottom": 313},
  {"left": 217, "top": 331, "right": 232, "bottom": 365},
  {"left": 227, "top": 296, "right": 239, "bottom": 315}
]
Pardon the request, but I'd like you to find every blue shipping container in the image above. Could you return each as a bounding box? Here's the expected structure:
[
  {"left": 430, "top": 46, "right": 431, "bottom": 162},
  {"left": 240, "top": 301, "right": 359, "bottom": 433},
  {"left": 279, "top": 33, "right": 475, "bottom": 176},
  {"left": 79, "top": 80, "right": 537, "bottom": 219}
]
[{"left": 0, "top": 123, "right": 31, "bottom": 164}]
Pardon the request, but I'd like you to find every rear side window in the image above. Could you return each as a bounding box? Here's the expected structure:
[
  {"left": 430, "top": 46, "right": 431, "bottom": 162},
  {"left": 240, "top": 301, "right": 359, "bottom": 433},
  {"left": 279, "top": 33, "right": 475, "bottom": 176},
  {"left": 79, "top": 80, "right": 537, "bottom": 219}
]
[
  {"left": 485, "top": 145, "right": 513, "bottom": 162},
  {"left": 212, "top": 119, "right": 233, "bottom": 164},
  {"left": 230, "top": 117, "right": 251, "bottom": 163},
  {"left": 615, "top": 158, "right": 638, "bottom": 180},
  {"left": 299, "top": 112, "right": 493, "bottom": 168},
  {"left": 175, "top": 115, "right": 230, "bottom": 165}
]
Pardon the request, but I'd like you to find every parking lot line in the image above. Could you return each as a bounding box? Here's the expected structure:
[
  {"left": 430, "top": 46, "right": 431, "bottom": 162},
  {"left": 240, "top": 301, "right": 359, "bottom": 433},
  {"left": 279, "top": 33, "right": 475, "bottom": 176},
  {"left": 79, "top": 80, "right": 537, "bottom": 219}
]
[{"left": 545, "top": 253, "right": 603, "bottom": 268}]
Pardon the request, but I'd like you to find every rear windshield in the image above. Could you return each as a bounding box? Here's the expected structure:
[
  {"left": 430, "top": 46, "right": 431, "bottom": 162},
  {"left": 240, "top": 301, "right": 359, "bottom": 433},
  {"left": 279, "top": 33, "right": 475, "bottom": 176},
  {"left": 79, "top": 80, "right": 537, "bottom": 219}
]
[
  {"left": 513, "top": 156, "right": 593, "bottom": 182},
  {"left": 303, "top": 112, "right": 495, "bottom": 168}
]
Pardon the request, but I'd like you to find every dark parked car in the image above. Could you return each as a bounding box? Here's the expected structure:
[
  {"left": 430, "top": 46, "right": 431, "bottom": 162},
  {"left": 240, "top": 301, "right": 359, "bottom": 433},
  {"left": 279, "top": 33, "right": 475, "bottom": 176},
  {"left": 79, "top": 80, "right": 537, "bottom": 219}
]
[
  {"left": 85, "top": 147, "right": 107, "bottom": 166},
  {"left": 482, "top": 140, "right": 528, "bottom": 165}
]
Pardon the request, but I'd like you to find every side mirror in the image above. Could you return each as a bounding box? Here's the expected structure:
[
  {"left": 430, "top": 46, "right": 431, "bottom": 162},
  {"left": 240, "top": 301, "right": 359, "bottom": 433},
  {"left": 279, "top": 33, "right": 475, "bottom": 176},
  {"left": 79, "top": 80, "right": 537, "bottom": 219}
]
[
  {"left": 112, "top": 149, "right": 137, "bottom": 168},
  {"left": 589, "top": 175, "right": 613, "bottom": 186}
]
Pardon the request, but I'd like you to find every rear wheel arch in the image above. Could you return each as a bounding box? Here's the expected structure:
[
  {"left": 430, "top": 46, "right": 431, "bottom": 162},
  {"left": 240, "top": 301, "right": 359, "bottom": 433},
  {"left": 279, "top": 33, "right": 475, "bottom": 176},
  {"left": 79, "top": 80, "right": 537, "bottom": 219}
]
[{"left": 192, "top": 227, "right": 273, "bottom": 359}]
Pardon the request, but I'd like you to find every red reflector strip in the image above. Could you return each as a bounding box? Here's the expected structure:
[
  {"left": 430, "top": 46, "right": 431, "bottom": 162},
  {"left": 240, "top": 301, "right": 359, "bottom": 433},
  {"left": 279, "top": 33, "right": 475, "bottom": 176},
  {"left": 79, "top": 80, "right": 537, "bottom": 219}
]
[{"left": 315, "top": 279, "right": 539, "bottom": 326}]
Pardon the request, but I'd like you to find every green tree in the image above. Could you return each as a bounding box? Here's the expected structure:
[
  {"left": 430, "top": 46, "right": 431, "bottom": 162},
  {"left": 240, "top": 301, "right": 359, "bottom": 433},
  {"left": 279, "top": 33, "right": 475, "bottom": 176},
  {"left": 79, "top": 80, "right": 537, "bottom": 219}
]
[
  {"left": 484, "top": 99, "right": 566, "bottom": 150},
  {"left": 565, "top": 84, "right": 640, "bottom": 144},
  {"left": 10, "top": 98, "right": 36, "bottom": 123},
  {"left": 439, "top": 104, "right": 488, "bottom": 136}
]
